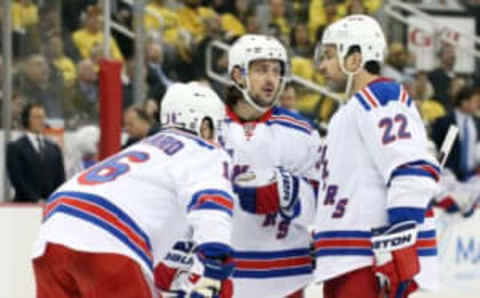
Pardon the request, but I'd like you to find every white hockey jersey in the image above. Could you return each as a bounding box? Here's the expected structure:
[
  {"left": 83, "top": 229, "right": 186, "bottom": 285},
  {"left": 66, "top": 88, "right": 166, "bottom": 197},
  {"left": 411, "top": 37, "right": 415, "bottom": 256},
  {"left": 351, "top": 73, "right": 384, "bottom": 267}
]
[
  {"left": 32, "top": 128, "right": 235, "bottom": 282},
  {"left": 219, "top": 106, "right": 322, "bottom": 297},
  {"left": 313, "top": 79, "right": 440, "bottom": 291}
]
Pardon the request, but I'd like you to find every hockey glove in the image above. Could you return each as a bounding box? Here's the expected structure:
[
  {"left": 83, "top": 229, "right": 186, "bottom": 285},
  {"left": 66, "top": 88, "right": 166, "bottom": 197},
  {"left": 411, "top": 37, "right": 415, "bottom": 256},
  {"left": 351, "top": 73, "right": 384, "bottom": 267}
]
[
  {"left": 435, "top": 192, "right": 479, "bottom": 218},
  {"left": 233, "top": 167, "right": 300, "bottom": 219},
  {"left": 155, "top": 241, "right": 234, "bottom": 298},
  {"left": 371, "top": 221, "right": 420, "bottom": 298}
]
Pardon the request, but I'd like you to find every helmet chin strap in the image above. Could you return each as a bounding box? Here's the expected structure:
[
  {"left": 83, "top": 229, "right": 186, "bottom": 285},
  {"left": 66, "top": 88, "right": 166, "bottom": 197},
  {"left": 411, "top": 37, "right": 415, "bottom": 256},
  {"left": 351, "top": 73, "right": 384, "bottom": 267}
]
[
  {"left": 338, "top": 51, "right": 363, "bottom": 99},
  {"left": 234, "top": 74, "right": 286, "bottom": 115}
]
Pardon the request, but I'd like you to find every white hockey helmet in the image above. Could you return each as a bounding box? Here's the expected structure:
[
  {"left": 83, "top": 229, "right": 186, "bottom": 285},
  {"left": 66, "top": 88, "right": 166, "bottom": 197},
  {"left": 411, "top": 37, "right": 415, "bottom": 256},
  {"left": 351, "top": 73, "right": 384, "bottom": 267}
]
[
  {"left": 228, "top": 34, "right": 290, "bottom": 113},
  {"left": 316, "top": 14, "right": 387, "bottom": 74},
  {"left": 160, "top": 82, "right": 226, "bottom": 139}
]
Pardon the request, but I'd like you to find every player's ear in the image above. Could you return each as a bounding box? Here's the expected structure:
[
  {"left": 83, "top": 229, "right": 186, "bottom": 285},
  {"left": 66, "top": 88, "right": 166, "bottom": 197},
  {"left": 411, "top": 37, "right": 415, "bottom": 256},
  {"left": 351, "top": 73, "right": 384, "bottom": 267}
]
[
  {"left": 344, "top": 52, "right": 362, "bottom": 73},
  {"left": 231, "top": 67, "right": 245, "bottom": 88}
]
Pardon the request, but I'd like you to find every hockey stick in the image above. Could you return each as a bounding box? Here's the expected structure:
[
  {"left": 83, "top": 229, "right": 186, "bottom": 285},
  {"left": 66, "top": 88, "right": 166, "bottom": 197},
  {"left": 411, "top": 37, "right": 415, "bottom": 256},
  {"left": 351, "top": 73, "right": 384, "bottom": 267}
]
[{"left": 438, "top": 125, "right": 459, "bottom": 168}]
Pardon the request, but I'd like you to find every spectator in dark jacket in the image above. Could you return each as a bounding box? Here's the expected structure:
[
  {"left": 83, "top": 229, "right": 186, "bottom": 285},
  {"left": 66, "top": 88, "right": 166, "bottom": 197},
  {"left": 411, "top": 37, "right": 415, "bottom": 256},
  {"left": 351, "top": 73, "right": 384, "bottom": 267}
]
[{"left": 7, "top": 103, "right": 65, "bottom": 202}]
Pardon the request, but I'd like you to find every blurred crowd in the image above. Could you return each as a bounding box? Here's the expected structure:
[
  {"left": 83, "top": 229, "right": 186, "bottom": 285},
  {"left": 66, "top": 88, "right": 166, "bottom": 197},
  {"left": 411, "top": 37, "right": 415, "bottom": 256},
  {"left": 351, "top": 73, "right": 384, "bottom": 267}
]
[
  {"left": 4, "top": 0, "right": 480, "bottom": 202},
  {"left": 1, "top": 0, "right": 387, "bottom": 132}
]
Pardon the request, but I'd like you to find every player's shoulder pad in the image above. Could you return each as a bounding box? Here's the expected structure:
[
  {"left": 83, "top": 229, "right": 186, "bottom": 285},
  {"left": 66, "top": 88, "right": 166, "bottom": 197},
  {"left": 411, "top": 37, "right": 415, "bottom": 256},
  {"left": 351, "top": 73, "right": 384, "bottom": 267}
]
[
  {"left": 354, "top": 78, "right": 412, "bottom": 112},
  {"left": 268, "top": 106, "right": 316, "bottom": 135}
]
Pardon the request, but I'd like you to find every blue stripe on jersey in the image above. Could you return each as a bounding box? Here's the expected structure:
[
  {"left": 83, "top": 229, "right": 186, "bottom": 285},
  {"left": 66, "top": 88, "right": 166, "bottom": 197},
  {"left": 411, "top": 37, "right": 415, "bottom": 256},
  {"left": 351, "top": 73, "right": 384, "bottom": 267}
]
[
  {"left": 269, "top": 106, "right": 314, "bottom": 135},
  {"left": 418, "top": 229, "right": 437, "bottom": 256},
  {"left": 406, "top": 160, "right": 441, "bottom": 171},
  {"left": 314, "top": 230, "right": 372, "bottom": 239},
  {"left": 388, "top": 207, "right": 426, "bottom": 224},
  {"left": 355, "top": 93, "right": 372, "bottom": 111},
  {"left": 315, "top": 248, "right": 373, "bottom": 257},
  {"left": 356, "top": 81, "right": 414, "bottom": 111},
  {"left": 47, "top": 191, "right": 151, "bottom": 249},
  {"left": 389, "top": 160, "right": 440, "bottom": 184},
  {"left": 188, "top": 189, "right": 234, "bottom": 217},
  {"left": 233, "top": 266, "right": 313, "bottom": 278},
  {"left": 418, "top": 230, "right": 436, "bottom": 239},
  {"left": 233, "top": 248, "right": 313, "bottom": 279},
  {"left": 418, "top": 248, "right": 437, "bottom": 256},
  {"left": 314, "top": 230, "right": 372, "bottom": 257},
  {"left": 314, "top": 228, "right": 437, "bottom": 258},
  {"left": 407, "top": 96, "right": 413, "bottom": 107},
  {"left": 391, "top": 168, "right": 437, "bottom": 179},
  {"left": 266, "top": 120, "right": 311, "bottom": 135},
  {"left": 234, "top": 248, "right": 312, "bottom": 259},
  {"left": 272, "top": 106, "right": 314, "bottom": 125},
  {"left": 368, "top": 80, "right": 401, "bottom": 106}
]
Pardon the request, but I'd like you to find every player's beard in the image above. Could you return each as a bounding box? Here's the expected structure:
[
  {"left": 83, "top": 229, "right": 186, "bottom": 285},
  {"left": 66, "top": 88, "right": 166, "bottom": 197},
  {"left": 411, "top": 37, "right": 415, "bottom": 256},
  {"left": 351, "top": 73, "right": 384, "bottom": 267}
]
[
  {"left": 250, "top": 90, "right": 276, "bottom": 109},
  {"left": 327, "top": 74, "right": 348, "bottom": 93}
]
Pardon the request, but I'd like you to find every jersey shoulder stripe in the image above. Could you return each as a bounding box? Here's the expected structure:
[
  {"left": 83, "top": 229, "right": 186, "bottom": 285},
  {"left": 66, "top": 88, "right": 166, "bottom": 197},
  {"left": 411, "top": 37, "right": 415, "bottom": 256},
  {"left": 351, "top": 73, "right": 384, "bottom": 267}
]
[
  {"left": 163, "top": 129, "right": 217, "bottom": 150},
  {"left": 268, "top": 107, "right": 314, "bottom": 135},
  {"left": 355, "top": 80, "right": 412, "bottom": 111},
  {"left": 44, "top": 191, "right": 153, "bottom": 270}
]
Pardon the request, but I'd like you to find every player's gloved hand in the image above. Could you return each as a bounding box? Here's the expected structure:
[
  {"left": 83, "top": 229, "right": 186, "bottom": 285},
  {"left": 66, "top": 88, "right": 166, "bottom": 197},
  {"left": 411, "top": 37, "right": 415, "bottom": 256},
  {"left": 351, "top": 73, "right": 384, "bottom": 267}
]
[
  {"left": 371, "top": 221, "right": 420, "bottom": 298},
  {"left": 155, "top": 241, "right": 234, "bottom": 298},
  {"left": 233, "top": 167, "right": 300, "bottom": 219},
  {"left": 435, "top": 192, "right": 479, "bottom": 218}
]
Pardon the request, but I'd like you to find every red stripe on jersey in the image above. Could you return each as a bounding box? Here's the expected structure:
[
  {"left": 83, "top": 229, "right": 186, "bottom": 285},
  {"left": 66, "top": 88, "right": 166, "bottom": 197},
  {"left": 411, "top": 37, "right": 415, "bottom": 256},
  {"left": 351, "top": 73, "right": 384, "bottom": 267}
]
[
  {"left": 417, "top": 239, "right": 436, "bottom": 248},
  {"left": 195, "top": 195, "right": 234, "bottom": 211},
  {"left": 235, "top": 256, "right": 312, "bottom": 270},
  {"left": 44, "top": 199, "right": 63, "bottom": 218},
  {"left": 314, "top": 239, "right": 371, "bottom": 249},
  {"left": 401, "top": 88, "right": 408, "bottom": 103},
  {"left": 47, "top": 196, "right": 152, "bottom": 259},
  {"left": 361, "top": 88, "right": 378, "bottom": 108},
  {"left": 425, "top": 208, "right": 434, "bottom": 218},
  {"left": 270, "top": 115, "right": 312, "bottom": 131},
  {"left": 419, "top": 165, "right": 440, "bottom": 181}
]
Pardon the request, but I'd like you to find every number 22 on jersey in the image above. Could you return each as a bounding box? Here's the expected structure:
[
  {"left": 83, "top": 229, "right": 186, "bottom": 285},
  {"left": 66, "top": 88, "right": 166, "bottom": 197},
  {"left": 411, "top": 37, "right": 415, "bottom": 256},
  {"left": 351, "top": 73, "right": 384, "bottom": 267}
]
[{"left": 378, "top": 113, "right": 411, "bottom": 145}]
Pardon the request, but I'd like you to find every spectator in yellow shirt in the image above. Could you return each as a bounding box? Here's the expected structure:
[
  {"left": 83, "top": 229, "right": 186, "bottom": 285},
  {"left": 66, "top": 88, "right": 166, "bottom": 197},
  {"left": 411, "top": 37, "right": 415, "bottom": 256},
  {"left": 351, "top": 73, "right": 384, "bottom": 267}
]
[
  {"left": 12, "top": 0, "right": 38, "bottom": 31},
  {"left": 291, "top": 56, "right": 320, "bottom": 117},
  {"left": 144, "top": 0, "right": 181, "bottom": 46},
  {"left": 308, "top": 0, "right": 345, "bottom": 43},
  {"left": 11, "top": 0, "right": 40, "bottom": 57},
  {"left": 178, "top": 0, "right": 217, "bottom": 43},
  {"left": 221, "top": 0, "right": 253, "bottom": 38},
  {"left": 45, "top": 36, "right": 77, "bottom": 87},
  {"left": 72, "top": 6, "right": 124, "bottom": 62},
  {"left": 345, "top": 0, "right": 383, "bottom": 15}
]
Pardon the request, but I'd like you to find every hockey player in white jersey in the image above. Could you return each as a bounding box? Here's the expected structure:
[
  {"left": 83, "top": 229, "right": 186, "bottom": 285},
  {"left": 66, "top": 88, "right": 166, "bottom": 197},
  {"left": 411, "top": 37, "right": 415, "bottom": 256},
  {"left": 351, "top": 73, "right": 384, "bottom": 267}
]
[
  {"left": 31, "top": 83, "right": 235, "bottom": 298},
  {"left": 220, "top": 34, "right": 322, "bottom": 297},
  {"left": 313, "top": 15, "right": 440, "bottom": 298}
]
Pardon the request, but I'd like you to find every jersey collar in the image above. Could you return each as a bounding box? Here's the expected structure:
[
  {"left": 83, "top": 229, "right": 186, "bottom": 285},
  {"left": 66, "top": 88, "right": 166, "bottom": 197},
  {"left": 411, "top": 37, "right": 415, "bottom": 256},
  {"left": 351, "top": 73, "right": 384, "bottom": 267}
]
[
  {"left": 367, "top": 77, "right": 393, "bottom": 86},
  {"left": 226, "top": 106, "right": 274, "bottom": 124}
]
